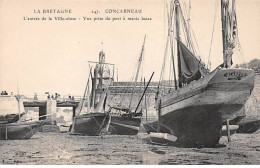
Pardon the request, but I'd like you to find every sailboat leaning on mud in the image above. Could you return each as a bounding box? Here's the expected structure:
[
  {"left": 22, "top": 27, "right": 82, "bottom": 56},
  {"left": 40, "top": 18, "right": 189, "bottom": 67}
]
[
  {"left": 0, "top": 94, "right": 44, "bottom": 140},
  {"left": 71, "top": 51, "right": 113, "bottom": 136},
  {"left": 108, "top": 36, "right": 152, "bottom": 135},
  {"left": 144, "top": 0, "right": 255, "bottom": 146}
]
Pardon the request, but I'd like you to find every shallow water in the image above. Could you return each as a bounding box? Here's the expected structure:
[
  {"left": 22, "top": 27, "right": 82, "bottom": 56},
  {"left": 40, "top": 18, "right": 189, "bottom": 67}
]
[{"left": 0, "top": 132, "right": 259, "bottom": 165}]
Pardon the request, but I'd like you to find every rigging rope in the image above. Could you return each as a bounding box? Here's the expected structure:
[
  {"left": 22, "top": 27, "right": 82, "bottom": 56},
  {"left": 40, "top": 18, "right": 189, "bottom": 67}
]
[
  {"left": 179, "top": 4, "right": 199, "bottom": 57},
  {"left": 169, "top": 55, "right": 173, "bottom": 85},
  {"left": 158, "top": 3, "right": 171, "bottom": 87},
  {"left": 190, "top": 26, "right": 201, "bottom": 59},
  {"left": 182, "top": 0, "right": 192, "bottom": 50},
  {"left": 237, "top": 38, "right": 246, "bottom": 65},
  {"left": 118, "top": 64, "right": 136, "bottom": 106},
  {"left": 207, "top": 0, "right": 218, "bottom": 70},
  {"left": 115, "top": 37, "right": 145, "bottom": 111}
]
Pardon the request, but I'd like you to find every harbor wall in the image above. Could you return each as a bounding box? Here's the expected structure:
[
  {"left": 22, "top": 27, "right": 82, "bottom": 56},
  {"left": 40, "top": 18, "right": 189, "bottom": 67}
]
[
  {"left": 107, "top": 92, "right": 157, "bottom": 117},
  {"left": 106, "top": 81, "right": 158, "bottom": 117},
  {"left": 0, "top": 96, "right": 25, "bottom": 116}
]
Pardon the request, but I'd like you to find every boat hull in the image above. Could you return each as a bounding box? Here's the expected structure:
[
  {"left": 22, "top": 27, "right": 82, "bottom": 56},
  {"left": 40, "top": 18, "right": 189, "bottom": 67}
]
[
  {"left": 72, "top": 113, "right": 110, "bottom": 136},
  {"left": 154, "top": 68, "right": 255, "bottom": 146},
  {"left": 109, "top": 115, "right": 141, "bottom": 135},
  {"left": 0, "top": 113, "right": 26, "bottom": 123},
  {"left": 0, "top": 121, "right": 43, "bottom": 140}
]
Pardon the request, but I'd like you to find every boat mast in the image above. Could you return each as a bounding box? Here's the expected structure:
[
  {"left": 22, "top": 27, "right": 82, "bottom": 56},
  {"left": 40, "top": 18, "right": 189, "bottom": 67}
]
[
  {"left": 221, "top": 0, "right": 227, "bottom": 68},
  {"left": 175, "top": 0, "right": 182, "bottom": 88},
  {"left": 99, "top": 50, "right": 105, "bottom": 92},
  {"left": 88, "top": 64, "right": 93, "bottom": 112},
  {"left": 221, "top": 0, "right": 237, "bottom": 68},
  {"left": 134, "top": 72, "right": 154, "bottom": 114},
  {"left": 16, "top": 80, "right": 21, "bottom": 120},
  {"left": 168, "top": 0, "right": 177, "bottom": 90},
  {"left": 117, "top": 68, "right": 118, "bottom": 82},
  {"left": 128, "top": 35, "right": 146, "bottom": 111},
  {"left": 144, "top": 78, "right": 148, "bottom": 123},
  {"left": 91, "top": 67, "right": 97, "bottom": 109},
  {"left": 79, "top": 67, "right": 92, "bottom": 114}
]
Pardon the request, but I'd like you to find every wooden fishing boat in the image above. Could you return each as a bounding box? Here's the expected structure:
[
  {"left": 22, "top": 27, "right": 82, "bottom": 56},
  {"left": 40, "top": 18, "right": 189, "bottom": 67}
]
[
  {"left": 0, "top": 95, "right": 25, "bottom": 123},
  {"left": 72, "top": 112, "right": 110, "bottom": 136},
  {"left": 109, "top": 36, "right": 154, "bottom": 135},
  {"left": 109, "top": 109, "right": 142, "bottom": 135},
  {"left": 71, "top": 50, "right": 113, "bottom": 136},
  {"left": 0, "top": 92, "right": 44, "bottom": 140},
  {"left": 145, "top": 0, "right": 255, "bottom": 147},
  {"left": 0, "top": 120, "right": 44, "bottom": 140},
  {"left": 109, "top": 72, "right": 154, "bottom": 135}
]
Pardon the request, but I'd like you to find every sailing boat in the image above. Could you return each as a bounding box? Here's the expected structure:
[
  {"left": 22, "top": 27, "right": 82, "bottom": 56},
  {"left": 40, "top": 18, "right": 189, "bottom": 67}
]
[
  {"left": 108, "top": 36, "right": 152, "bottom": 135},
  {"left": 0, "top": 120, "right": 44, "bottom": 140},
  {"left": 0, "top": 92, "right": 26, "bottom": 123},
  {"left": 144, "top": 0, "right": 255, "bottom": 146},
  {"left": 0, "top": 94, "right": 44, "bottom": 140},
  {"left": 71, "top": 50, "right": 113, "bottom": 136}
]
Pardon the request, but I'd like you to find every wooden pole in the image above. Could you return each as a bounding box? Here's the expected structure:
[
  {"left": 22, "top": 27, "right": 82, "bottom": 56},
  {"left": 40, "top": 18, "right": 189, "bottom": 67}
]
[
  {"left": 17, "top": 79, "right": 21, "bottom": 120},
  {"left": 134, "top": 72, "right": 154, "bottom": 113},
  {"left": 117, "top": 68, "right": 118, "bottom": 82},
  {"left": 91, "top": 68, "right": 97, "bottom": 109},
  {"left": 129, "top": 35, "right": 146, "bottom": 110},
  {"left": 5, "top": 125, "right": 8, "bottom": 140},
  {"left": 175, "top": 0, "right": 182, "bottom": 88},
  {"left": 221, "top": 0, "right": 227, "bottom": 68},
  {"left": 113, "top": 65, "right": 114, "bottom": 79},
  {"left": 157, "top": 99, "right": 161, "bottom": 132},
  {"left": 144, "top": 78, "right": 148, "bottom": 123},
  {"left": 80, "top": 67, "right": 92, "bottom": 113},
  {"left": 226, "top": 119, "right": 231, "bottom": 142}
]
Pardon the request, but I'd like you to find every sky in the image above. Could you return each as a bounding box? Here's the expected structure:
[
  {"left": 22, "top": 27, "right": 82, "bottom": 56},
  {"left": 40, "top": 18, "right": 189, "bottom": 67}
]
[{"left": 0, "top": 0, "right": 259, "bottom": 96}]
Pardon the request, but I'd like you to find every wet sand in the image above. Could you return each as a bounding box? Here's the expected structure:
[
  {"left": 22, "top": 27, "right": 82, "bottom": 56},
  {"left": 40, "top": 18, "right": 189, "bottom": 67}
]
[{"left": 0, "top": 131, "right": 259, "bottom": 165}]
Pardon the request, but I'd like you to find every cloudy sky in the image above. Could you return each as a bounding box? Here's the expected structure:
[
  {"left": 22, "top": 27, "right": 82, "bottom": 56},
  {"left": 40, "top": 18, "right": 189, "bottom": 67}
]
[{"left": 0, "top": 0, "right": 259, "bottom": 96}]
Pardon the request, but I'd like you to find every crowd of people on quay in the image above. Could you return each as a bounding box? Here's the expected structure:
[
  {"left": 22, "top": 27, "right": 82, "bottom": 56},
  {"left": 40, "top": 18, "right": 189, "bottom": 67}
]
[
  {"left": 45, "top": 92, "right": 75, "bottom": 101},
  {"left": 1, "top": 90, "right": 76, "bottom": 102},
  {"left": 1, "top": 91, "right": 9, "bottom": 95},
  {"left": 1, "top": 91, "right": 14, "bottom": 96}
]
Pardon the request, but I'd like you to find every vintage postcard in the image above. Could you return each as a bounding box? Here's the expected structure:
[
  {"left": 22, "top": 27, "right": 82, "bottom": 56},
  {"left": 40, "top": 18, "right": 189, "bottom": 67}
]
[{"left": 0, "top": 0, "right": 259, "bottom": 165}]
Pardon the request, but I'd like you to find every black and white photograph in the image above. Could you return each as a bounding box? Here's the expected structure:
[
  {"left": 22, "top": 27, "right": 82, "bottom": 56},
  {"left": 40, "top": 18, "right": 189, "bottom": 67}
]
[{"left": 0, "top": 0, "right": 259, "bottom": 165}]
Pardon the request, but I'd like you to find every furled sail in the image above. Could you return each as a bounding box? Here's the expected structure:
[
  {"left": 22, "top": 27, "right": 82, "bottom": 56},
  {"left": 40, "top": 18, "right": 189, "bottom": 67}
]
[
  {"left": 177, "top": 40, "right": 208, "bottom": 84},
  {"left": 222, "top": 0, "right": 237, "bottom": 68}
]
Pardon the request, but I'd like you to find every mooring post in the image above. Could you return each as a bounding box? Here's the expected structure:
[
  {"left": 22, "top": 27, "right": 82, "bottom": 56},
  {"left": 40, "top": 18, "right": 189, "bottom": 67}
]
[
  {"left": 5, "top": 125, "right": 7, "bottom": 140},
  {"left": 226, "top": 119, "right": 231, "bottom": 142},
  {"left": 157, "top": 99, "right": 161, "bottom": 132}
]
